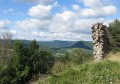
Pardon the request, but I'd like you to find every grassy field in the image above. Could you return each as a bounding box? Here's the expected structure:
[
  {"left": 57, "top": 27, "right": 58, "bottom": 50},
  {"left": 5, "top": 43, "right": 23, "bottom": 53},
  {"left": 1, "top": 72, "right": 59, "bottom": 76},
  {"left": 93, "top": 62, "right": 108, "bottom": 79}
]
[
  {"left": 106, "top": 52, "right": 120, "bottom": 63},
  {"left": 33, "top": 52, "right": 120, "bottom": 84}
]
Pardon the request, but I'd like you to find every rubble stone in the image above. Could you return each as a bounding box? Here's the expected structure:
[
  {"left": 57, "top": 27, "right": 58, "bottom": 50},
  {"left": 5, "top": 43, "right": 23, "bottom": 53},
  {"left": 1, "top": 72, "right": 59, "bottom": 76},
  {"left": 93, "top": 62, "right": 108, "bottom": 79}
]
[{"left": 91, "top": 23, "right": 110, "bottom": 61}]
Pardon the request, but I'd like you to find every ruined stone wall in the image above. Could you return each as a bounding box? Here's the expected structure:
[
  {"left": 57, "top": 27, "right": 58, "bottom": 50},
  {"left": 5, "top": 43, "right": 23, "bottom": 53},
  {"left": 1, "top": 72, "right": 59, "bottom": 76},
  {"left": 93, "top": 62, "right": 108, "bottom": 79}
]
[{"left": 91, "top": 23, "right": 110, "bottom": 61}]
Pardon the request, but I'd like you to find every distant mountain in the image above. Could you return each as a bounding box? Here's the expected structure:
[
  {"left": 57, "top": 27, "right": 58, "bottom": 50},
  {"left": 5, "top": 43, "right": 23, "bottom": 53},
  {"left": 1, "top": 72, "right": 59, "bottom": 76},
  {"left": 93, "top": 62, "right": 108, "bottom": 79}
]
[
  {"left": 39, "top": 40, "right": 76, "bottom": 48},
  {"left": 66, "top": 41, "right": 93, "bottom": 50},
  {"left": 11, "top": 40, "right": 93, "bottom": 51}
]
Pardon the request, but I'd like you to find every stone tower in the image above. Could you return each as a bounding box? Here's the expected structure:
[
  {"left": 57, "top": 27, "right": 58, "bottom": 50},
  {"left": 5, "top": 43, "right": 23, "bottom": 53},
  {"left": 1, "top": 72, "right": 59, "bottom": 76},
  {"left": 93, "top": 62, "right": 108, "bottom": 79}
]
[{"left": 91, "top": 23, "right": 110, "bottom": 61}]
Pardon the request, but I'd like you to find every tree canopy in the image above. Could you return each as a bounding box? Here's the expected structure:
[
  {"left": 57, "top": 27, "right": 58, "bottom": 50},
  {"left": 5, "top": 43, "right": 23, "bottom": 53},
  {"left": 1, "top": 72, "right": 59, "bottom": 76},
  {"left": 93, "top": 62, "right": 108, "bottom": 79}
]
[{"left": 108, "top": 19, "right": 120, "bottom": 51}]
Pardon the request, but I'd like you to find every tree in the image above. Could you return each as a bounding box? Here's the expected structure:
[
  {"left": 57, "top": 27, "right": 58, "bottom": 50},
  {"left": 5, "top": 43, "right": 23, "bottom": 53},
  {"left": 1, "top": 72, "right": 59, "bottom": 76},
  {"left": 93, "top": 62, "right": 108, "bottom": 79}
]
[
  {"left": 38, "top": 51, "right": 54, "bottom": 74},
  {"left": 0, "top": 39, "right": 54, "bottom": 84},
  {"left": 11, "top": 40, "right": 30, "bottom": 83},
  {"left": 108, "top": 19, "right": 120, "bottom": 51},
  {"left": 0, "top": 32, "right": 13, "bottom": 67},
  {"left": 28, "top": 40, "right": 54, "bottom": 74}
]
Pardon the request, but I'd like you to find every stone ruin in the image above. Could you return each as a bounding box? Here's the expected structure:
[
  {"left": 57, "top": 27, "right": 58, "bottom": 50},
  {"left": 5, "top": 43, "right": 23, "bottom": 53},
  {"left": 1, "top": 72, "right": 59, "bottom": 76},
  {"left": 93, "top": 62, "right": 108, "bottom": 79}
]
[{"left": 91, "top": 23, "right": 110, "bottom": 62}]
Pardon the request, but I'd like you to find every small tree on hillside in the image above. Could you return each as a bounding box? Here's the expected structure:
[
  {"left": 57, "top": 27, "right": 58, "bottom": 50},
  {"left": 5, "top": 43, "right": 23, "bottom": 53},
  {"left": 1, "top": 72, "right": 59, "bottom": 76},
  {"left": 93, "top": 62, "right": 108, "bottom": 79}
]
[
  {"left": 108, "top": 19, "right": 120, "bottom": 51},
  {"left": 28, "top": 40, "right": 54, "bottom": 74},
  {"left": 11, "top": 40, "right": 30, "bottom": 83},
  {"left": 0, "top": 32, "right": 13, "bottom": 67}
]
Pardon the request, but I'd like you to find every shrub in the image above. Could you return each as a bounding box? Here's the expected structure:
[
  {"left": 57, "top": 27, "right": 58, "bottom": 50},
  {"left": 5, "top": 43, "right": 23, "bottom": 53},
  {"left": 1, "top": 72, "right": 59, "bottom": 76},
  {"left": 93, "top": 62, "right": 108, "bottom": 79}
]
[
  {"left": 60, "top": 52, "right": 71, "bottom": 63},
  {"left": 0, "top": 40, "right": 54, "bottom": 84},
  {"left": 70, "top": 48, "right": 92, "bottom": 64}
]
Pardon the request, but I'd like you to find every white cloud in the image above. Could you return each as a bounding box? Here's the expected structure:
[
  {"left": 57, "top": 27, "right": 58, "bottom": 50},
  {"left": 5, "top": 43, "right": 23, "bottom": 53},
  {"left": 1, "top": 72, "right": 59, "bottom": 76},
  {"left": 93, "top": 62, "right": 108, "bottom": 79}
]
[
  {"left": 31, "top": 31, "right": 91, "bottom": 41},
  {"left": 49, "top": 11, "right": 76, "bottom": 33},
  {"left": 53, "top": 1, "right": 60, "bottom": 7},
  {"left": 81, "top": 0, "right": 101, "bottom": 8},
  {"left": 3, "top": 8, "right": 14, "bottom": 14},
  {"left": 102, "top": 5, "right": 117, "bottom": 15},
  {"left": 72, "top": 5, "right": 81, "bottom": 12},
  {"left": 28, "top": 4, "right": 52, "bottom": 19},
  {"left": 15, "top": 19, "right": 50, "bottom": 30},
  {"left": 10, "top": 30, "right": 17, "bottom": 35},
  {"left": 12, "top": 0, "right": 118, "bottom": 41},
  {"left": 81, "top": 5, "right": 117, "bottom": 18},
  {"left": 49, "top": 10, "right": 104, "bottom": 34},
  {"left": 0, "top": 20, "right": 11, "bottom": 29},
  {"left": 77, "top": 0, "right": 117, "bottom": 18},
  {"left": 12, "top": 0, "right": 54, "bottom": 5}
]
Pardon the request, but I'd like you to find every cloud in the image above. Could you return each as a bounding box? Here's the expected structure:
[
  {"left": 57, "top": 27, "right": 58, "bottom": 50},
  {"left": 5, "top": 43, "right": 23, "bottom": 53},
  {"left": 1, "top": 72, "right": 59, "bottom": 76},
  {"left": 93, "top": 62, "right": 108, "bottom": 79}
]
[
  {"left": 13, "top": 0, "right": 118, "bottom": 41},
  {"left": 0, "top": 20, "right": 11, "bottom": 29},
  {"left": 28, "top": 4, "right": 52, "bottom": 19},
  {"left": 31, "top": 31, "right": 91, "bottom": 41},
  {"left": 49, "top": 10, "right": 104, "bottom": 34},
  {"left": 72, "top": 5, "right": 81, "bottom": 12},
  {"left": 12, "top": 0, "right": 54, "bottom": 5},
  {"left": 81, "top": 0, "right": 101, "bottom": 8},
  {"left": 77, "top": 0, "right": 117, "bottom": 18},
  {"left": 53, "top": 1, "right": 60, "bottom": 7},
  {"left": 10, "top": 30, "right": 17, "bottom": 35},
  {"left": 81, "top": 5, "right": 117, "bottom": 18},
  {"left": 15, "top": 19, "right": 50, "bottom": 30},
  {"left": 3, "top": 8, "right": 14, "bottom": 14}
]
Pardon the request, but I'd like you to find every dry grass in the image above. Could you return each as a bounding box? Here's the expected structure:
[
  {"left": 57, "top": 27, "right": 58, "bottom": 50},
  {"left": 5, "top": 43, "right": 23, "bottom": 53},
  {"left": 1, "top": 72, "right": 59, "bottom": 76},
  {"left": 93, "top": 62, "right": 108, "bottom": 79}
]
[
  {"left": 106, "top": 52, "right": 120, "bottom": 63},
  {"left": 51, "top": 61, "right": 75, "bottom": 75}
]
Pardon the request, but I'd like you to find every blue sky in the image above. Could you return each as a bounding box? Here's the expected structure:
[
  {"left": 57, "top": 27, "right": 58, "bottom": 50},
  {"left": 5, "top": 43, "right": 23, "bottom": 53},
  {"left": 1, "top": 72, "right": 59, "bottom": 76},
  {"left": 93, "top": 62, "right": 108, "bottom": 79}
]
[{"left": 0, "top": 0, "right": 120, "bottom": 41}]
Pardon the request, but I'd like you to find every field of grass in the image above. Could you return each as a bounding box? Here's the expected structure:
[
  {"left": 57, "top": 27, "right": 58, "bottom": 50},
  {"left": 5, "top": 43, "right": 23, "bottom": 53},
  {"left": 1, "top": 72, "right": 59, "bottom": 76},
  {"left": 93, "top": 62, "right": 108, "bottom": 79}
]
[
  {"left": 106, "top": 52, "right": 120, "bottom": 63},
  {"left": 33, "top": 52, "right": 120, "bottom": 84}
]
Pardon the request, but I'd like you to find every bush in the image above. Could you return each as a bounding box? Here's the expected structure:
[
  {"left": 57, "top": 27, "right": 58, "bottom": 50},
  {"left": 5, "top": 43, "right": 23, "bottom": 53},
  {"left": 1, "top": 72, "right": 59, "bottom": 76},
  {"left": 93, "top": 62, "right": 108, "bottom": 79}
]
[
  {"left": 58, "top": 48, "right": 92, "bottom": 64},
  {"left": 60, "top": 52, "right": 71, "bottom": 63},
  {"left": 0, "top": 40, "right": 54, "bottom": 84},
  {"left": 70, "top": 48, "right": 92, "bottom": 64}
]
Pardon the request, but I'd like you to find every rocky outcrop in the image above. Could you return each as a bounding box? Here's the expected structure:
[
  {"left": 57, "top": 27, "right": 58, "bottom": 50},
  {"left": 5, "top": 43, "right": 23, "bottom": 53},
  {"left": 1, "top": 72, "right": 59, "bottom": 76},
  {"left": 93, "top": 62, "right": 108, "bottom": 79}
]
[{"left": 91, "top": 23, "right": 110, "bottom": 62}]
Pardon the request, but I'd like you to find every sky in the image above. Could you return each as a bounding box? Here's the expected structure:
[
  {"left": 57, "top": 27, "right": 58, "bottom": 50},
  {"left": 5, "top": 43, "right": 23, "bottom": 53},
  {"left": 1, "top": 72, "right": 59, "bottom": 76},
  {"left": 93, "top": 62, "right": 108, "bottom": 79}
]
[{"left": 0, "top": 0, "right": 120, "bottom": 41}]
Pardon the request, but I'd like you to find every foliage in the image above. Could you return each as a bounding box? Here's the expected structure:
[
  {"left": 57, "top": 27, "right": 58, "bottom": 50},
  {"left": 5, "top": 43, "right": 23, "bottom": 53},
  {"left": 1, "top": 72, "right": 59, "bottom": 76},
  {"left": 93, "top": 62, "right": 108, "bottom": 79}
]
[
  {"left": 60, "top": 52, "right": 71, "bottom": 63},
  {"left": 69, "top": 48, "right": 92, "bottom": 64},
  {"left": 0, "top": 40, "right": 54, "bottom": 84},
  {"left": 108, "top": 19, "right": 120, "bottom": 51},
  {"left": 37, "top": 60, "right": 120, "bottom": 84},
  {"left": 0, "top": 32, "right": 13, "bottom": 67},
  {"left": 55, "top": 48, "right": 92, "bottom": 64}
]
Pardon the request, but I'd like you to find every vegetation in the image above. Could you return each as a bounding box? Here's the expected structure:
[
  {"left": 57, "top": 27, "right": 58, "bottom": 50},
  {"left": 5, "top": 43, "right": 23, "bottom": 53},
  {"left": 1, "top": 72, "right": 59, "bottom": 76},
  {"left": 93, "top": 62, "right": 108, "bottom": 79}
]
[
  {"left": 36, "top": 60, "right": 120, "bottom": 84},
  {"left": 0, "top": 32, "right": 13, "bottom": 67},
  {"left": 108, "top": 19, "right": 120, "bottom": 51},
  {"left": 0, "top": 39, "right": 54, "bottom": 84}
]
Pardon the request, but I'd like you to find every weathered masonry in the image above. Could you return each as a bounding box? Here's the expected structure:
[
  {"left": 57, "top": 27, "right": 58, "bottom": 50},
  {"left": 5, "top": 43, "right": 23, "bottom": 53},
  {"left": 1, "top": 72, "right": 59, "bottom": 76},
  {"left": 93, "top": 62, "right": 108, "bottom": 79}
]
[{"left": 91, "top": 23, "right": 110, "bottom": 62}]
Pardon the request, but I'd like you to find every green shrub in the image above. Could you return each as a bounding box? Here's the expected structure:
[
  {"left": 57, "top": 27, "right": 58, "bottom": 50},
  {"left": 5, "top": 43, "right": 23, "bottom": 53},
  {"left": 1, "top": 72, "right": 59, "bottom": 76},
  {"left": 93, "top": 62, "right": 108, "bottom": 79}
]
[
  {"left": 0, "top": 40, "right": 54, "bottom": 84},
  {"left": 70, "top": 48, "right": 92, "bottom": 64},
  {"left": 58, "top": 48, "right": 92, "bottom": 64},
  {"left": 60, "top": 52, "right": 71, "bottom": 63}
]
